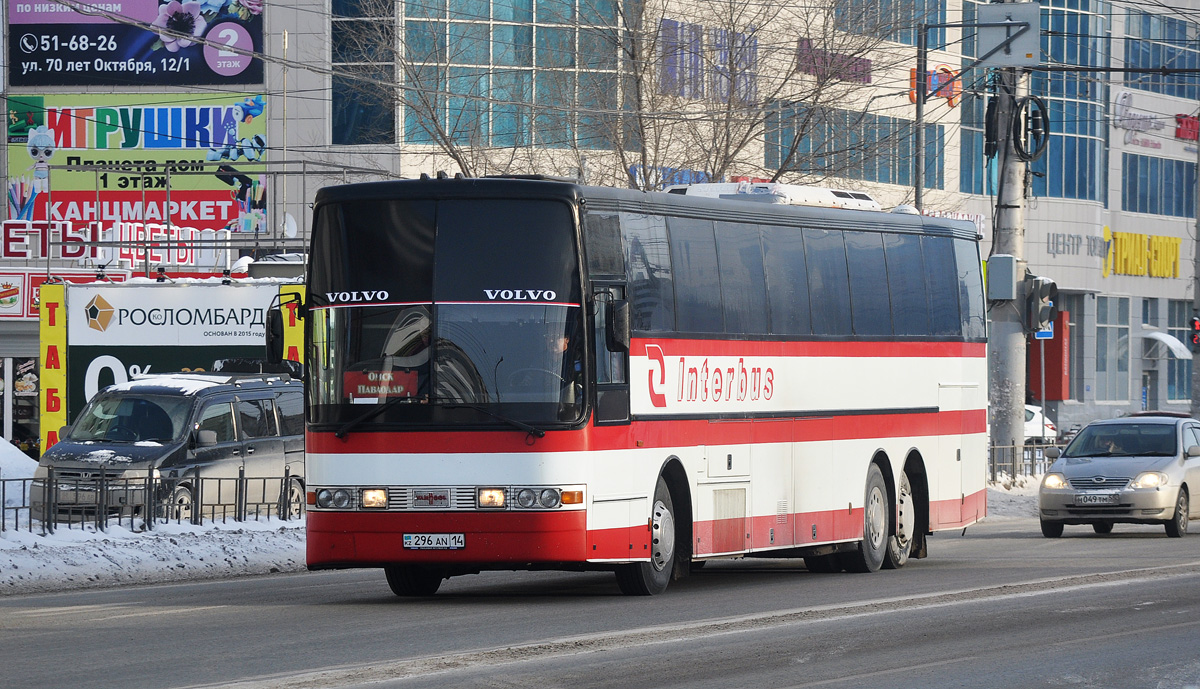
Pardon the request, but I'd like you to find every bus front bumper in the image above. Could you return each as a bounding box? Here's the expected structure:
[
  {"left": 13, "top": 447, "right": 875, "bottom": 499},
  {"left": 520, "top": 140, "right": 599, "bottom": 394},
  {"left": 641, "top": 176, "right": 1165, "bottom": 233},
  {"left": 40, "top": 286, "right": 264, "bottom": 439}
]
[{"left": 306, "top": 510, "right": 593, "bottom": 568}]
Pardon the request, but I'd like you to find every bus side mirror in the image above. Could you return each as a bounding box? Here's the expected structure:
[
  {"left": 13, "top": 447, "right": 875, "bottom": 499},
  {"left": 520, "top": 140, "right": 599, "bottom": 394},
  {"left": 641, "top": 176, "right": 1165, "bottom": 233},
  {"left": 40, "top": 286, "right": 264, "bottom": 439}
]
[
  {"left": 607, "top": 300, "right": 630, "bottom": 353},
  {"left": 265, "top": 309, "right": 284, "bottom": 364}
]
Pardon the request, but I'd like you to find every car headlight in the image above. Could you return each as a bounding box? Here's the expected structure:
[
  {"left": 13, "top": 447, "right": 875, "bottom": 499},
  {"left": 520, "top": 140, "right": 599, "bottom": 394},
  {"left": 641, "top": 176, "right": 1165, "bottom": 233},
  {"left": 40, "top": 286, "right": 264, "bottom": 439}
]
[
  {"left": 1042, "top": 473, "right": 1069, "bottom": 490},
  {"left": 1131, "top": 472, "right": 1168, "bottom": 489}
]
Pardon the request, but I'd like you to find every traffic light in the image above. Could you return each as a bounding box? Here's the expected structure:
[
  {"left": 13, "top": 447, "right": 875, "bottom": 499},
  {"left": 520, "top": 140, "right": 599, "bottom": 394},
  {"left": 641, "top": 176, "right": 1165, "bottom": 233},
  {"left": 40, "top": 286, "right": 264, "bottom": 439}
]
[
  {"left": 1027, "top": 276, "right": 1058, "bottom": 332},
  {"left": 1191, "top": 316, "right": 1200, "bottom": 352}
]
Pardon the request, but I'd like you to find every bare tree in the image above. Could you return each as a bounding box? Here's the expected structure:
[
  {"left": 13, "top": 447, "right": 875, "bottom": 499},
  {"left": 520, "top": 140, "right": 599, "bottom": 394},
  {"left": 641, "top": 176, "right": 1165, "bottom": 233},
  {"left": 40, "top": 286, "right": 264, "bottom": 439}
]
[{"left": 329, "top": 0, "right": 928, "bottom": 186}]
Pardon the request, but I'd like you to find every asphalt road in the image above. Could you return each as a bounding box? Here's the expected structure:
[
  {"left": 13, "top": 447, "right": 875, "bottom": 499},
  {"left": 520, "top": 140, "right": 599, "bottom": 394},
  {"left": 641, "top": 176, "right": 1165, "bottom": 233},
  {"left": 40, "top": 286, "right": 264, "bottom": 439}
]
[{"left": 3, "top": 517, "right": 1200, "bottom": 689}]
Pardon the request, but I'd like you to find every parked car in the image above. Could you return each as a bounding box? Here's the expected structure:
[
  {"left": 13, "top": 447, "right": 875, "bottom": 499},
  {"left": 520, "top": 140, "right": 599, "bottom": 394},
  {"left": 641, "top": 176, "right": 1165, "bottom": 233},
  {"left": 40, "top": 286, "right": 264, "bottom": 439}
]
[
  {"left": 1038, "top": 412, "right": 1200, "bottom": 537},
  {"left": 1025, "top": 404, "right": 1058, "bottom": 443},
  {"left": 31, "top": 372, "right": 304, "bottom": 521}
]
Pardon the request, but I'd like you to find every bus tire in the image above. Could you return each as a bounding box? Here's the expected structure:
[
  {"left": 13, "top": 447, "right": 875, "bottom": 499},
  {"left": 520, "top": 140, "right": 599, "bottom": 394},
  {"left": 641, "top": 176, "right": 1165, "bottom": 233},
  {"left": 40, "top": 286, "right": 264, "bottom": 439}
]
[
  {"left": 615, "top": 477, "right": 676, "bottom": 595},
  {"left": 843, "top": 464, "right": 889, "bottom": 573},
  {"left": 384, "top": 565, "right": 444, "bottom": 596},
  {"left": 883, "top": 470, "right": 914, "bottom": 569}
]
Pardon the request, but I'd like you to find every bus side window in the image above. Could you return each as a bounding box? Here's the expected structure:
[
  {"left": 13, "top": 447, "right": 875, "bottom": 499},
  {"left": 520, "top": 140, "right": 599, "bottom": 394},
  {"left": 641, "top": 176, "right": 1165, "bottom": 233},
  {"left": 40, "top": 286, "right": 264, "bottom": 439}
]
[{"left": 594, "top": 286, "right": 627, "bottom": 385}]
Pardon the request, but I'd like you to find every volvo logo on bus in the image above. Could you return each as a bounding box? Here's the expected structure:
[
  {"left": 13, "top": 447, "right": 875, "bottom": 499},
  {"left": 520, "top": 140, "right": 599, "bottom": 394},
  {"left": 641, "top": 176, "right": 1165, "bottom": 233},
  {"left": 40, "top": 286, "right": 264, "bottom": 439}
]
[
  {"left": 325, "top": 291, "right": 390, "bottom": 304},
  {"left": 483, "top": 289, "right": 557, "bottom": 301}
]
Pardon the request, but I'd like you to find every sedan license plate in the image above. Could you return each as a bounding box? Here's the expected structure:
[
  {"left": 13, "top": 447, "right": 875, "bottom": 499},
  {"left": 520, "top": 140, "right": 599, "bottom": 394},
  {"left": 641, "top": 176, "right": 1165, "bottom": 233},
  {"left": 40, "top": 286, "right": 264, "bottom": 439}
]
[
  {"left": 1075, "top": 492, "right": 1119, "bottom": 506},
  {"left": 403, "top": 533, "right": 465, "bottom": 550}
]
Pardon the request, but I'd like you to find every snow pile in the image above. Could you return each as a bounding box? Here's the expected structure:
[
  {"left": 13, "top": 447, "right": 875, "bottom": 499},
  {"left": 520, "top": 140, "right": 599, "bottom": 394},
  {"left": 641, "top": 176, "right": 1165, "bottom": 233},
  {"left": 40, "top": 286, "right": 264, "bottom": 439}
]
[
  {"left": 1, "top": 439, "right": 39, "bottom": 508},
  {"left": 986, "top": 473, "right": 1041, "bottom": 519},
  {"left": 2, "top": 439, "right": 305, "bottom": 595},
  {"left": 0, "top": 518, "right": 306, "bottom": 595}
]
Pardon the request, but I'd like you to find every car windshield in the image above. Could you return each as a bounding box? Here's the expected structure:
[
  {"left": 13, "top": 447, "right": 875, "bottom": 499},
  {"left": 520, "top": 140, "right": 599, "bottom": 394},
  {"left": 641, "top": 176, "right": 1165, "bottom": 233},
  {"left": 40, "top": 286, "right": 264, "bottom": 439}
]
[
  {"left": 68, "top": 394, "right": 194, "bottom": 443},
  {"left": 1062, "top": 422, "right": 1178, "bottom": 458}
]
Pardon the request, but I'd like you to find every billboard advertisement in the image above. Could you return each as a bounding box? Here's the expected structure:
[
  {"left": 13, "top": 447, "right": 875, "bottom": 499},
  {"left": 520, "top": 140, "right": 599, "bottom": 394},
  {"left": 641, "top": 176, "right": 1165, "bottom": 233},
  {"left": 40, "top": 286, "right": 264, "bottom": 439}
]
[
  {"left": 0, "top": 268, "right": 127, "bottom": 320},
  {"left": 6, "top": 93, "right": 268, "bottom": 236},
  {"left": 60, "top": 282, "right": 278, "bottom": 418},
  {"left": 8, "top": 0, "right": 264, "bottom": 87}
]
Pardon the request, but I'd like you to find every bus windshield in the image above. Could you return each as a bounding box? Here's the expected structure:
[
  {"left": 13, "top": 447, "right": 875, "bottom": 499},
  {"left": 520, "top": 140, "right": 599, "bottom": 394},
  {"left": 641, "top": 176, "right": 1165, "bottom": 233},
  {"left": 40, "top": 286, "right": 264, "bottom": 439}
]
[{"left": 307, "top": 196, "right": 584, "bottom": 428}]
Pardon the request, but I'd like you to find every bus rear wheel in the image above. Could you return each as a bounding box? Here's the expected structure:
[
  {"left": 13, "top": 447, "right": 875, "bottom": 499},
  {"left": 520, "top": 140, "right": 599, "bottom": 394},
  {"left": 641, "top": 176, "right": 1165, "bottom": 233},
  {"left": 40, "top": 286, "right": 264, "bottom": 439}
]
[
  {"left": 384, "top": 565, "right": 444, "bottom": 596},
  {"left": 843, "top": 464, "right": 889, "bottom": 573},
  {"left": 884, "top": 470, "right": 914, "bottom": 569},
  {"left": 616, "top": 477, "right": 676, "bottom": 596}
]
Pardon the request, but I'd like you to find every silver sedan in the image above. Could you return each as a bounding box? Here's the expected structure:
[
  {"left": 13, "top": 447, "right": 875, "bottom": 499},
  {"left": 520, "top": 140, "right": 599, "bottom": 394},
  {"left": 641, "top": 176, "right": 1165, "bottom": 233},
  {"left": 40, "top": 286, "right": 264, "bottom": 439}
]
[{"left": 1038, "top": 414, "right": 1200, "bottom": 537}]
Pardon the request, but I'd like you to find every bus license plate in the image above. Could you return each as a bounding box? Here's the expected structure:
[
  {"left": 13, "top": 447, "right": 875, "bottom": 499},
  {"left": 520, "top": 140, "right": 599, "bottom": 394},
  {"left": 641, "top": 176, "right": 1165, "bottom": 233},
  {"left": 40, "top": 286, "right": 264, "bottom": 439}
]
[
  {"left": 404, "top": 533, "right": 465, "bottom": 549},
  {"left": 1075, "top": 493, "right": 1119, "bottom": 506}
]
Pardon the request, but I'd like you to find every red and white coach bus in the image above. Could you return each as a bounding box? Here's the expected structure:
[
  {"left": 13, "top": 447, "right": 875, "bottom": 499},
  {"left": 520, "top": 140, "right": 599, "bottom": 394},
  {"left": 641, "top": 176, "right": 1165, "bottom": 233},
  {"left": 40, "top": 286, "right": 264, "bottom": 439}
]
[{"left": 287, "top": 176, "right": 987, "bottom": 596}]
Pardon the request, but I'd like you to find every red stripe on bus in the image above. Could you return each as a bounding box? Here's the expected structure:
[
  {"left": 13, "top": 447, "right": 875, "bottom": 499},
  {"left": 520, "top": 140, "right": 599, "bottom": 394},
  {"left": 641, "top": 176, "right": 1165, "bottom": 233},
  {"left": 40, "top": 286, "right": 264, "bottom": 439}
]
[
  {"left": 306, "top": 488, "right": 986, "bottom": 567},
  {"left": 631, "top": 338, "right": 986, "bottom": 358},
  {"left": 308, "top": 409, "right": 986, "bottom": 454}
]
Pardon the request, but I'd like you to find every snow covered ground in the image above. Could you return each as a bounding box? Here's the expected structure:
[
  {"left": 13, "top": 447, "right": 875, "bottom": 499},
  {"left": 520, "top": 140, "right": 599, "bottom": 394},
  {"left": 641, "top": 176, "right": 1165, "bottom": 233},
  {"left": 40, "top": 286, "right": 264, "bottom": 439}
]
[
  {"left": 1, "top": 439, "right": 306, "bottom": 595},
  {"left": 1, "top": 438, "right": 1040, "bottom": 596}
]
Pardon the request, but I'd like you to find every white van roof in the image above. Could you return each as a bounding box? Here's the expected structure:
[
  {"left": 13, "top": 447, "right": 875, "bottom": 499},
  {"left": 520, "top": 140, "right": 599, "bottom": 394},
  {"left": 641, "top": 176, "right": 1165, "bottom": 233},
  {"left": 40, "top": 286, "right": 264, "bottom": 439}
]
[{"left": 662, "top": 182, "right": 882, "bottom": 211}]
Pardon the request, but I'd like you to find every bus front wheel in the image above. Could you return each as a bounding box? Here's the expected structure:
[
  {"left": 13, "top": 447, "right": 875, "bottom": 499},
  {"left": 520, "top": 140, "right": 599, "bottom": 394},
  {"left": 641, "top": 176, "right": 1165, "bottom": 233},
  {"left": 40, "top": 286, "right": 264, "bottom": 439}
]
[
  {"left": 384, "top": 565, "right": 444, "bottom": 596},
  {"left": 616, "top": 477, "right": 676, "bottom": 595}
]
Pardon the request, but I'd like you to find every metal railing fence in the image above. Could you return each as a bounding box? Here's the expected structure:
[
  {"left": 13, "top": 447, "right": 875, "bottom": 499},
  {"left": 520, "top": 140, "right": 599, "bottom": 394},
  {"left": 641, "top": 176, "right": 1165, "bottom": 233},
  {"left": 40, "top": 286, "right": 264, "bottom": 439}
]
[
  {"left": 988, "top": 442, "right": 1064, "bottom": 482},
  {"left": 1, "top": 467, "right": 303, "bottom": 536}
]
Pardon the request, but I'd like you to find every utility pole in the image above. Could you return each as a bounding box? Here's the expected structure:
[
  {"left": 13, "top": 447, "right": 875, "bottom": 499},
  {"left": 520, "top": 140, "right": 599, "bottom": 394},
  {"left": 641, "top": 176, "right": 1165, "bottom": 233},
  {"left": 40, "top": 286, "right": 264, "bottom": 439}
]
[{"left": 988, "top": 6, "right": 1030, "bottom": 453}]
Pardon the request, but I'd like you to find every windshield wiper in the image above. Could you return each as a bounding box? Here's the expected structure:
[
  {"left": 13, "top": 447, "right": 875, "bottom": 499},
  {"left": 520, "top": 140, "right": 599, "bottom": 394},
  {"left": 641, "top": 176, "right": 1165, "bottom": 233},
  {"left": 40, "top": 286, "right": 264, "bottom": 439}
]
[{"left": 441, "top": 403, "right": 546, "bottom": 438}]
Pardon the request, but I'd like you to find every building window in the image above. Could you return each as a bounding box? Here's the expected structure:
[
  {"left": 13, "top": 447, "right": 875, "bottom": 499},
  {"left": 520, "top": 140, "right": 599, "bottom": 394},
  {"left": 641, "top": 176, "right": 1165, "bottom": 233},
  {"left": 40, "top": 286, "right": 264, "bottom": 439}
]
[
  {"left": 1168, "top": 300, "right": 1192, "bottom": 402},
  {"left": 1122, "top": 153, "right": 1197, "bottom": 218},
  {"left": 960, "top": 0, "right": 1108, "bottom": 203},
  {"left": 332, "top": 0, "right": 398, "bottom": 145},
  {"left": 1096, "top": 296, "right": 1130, "bottom": 402},
  {"left": 836, "top": 0, "right": 945, "bottom": 47},
  {"left": 396, "top": 0, "right": 621, "bottom": 149},
  {"left": 658, "top": 19, "right": 758, "bottom": 104},
  {"left": 766, "top": 105, "right": 943, "bottom": 188},
  {"left": 1125, "top": 9, "right": 1200, "bottom": 100}
]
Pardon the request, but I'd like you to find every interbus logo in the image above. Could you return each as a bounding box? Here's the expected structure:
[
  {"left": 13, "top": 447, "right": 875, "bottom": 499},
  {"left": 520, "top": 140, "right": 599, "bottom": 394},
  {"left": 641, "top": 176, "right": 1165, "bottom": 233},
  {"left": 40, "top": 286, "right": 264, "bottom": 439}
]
[
  {"left": 646, "top": 344, "right": 774, "bottom": 408},
  {"left": 483, "top": 289, "right": 558, "bottom": 301}
]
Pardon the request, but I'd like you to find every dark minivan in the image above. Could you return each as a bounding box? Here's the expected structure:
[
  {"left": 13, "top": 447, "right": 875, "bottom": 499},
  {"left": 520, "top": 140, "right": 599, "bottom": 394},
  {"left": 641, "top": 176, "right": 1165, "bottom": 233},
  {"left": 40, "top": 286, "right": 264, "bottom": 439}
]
[{"left": 32, "top": 372, "right": 304, "bottom": 522}]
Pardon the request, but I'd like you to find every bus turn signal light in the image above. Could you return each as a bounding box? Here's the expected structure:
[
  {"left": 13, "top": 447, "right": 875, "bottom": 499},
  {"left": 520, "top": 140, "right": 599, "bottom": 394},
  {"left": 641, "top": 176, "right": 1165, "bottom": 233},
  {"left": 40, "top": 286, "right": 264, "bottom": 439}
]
[{"left": 561, "top": 490, "right": 583, "bottom": 504}]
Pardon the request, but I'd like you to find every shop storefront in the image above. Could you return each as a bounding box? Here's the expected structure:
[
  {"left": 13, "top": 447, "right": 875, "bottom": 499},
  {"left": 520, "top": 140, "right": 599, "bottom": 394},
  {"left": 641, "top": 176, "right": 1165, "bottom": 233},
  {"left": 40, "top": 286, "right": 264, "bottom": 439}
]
[{"left": 1, "top": 356, "right": 39, "bottom": 459}]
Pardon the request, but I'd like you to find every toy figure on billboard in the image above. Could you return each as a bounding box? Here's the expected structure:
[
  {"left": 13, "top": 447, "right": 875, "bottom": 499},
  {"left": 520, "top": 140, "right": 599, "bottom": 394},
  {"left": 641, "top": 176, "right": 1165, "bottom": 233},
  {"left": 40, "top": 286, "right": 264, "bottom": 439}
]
[
  {"left": 207, "top": 133, "right": 267, "bottom": 162},
  {"left": 208, "top": 96, "right": 267, "bottom": 162},
  {"left": 215, "top": 165, "right": 267, "bottom": 233},
  {"left": 26, "top": 126, "right": 56, "bottom": 191},
  {"left": 234, "top": 96, "right": 266, "bottom": 123}
]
